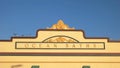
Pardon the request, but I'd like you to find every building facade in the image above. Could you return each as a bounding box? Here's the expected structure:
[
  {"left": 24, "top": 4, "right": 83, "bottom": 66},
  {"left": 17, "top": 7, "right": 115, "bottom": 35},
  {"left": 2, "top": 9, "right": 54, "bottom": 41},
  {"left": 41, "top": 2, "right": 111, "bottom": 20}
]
[{"left": 0, "top": 20, "right": 120, "bottom": 68}]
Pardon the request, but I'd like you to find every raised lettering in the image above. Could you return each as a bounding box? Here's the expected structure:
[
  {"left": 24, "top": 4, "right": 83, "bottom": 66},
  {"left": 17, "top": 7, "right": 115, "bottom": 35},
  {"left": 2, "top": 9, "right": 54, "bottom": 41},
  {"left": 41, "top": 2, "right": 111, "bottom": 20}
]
[{"left": 25, "top": 43, "right": 29, "bottom": 48}]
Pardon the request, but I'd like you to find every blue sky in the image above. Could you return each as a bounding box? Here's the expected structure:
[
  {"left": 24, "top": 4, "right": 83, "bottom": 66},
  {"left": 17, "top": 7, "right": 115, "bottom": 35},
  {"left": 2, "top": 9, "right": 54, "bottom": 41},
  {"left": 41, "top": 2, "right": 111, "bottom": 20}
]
[{"left": 0, "top": 0, "right": 120, "bottom": 40}]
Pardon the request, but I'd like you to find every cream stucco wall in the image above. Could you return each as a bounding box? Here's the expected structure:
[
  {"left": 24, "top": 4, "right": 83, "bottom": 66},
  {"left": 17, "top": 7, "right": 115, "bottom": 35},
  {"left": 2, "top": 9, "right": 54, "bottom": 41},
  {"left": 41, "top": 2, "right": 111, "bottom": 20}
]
[{"left": 0, "top": 30, "right": 120, "bottom": 68}]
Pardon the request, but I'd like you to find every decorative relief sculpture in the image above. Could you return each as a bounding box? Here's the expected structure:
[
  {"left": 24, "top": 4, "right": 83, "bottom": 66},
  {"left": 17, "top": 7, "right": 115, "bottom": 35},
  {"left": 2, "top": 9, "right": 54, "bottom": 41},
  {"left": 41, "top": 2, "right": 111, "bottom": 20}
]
[
  {"left": 43, "top": 36, "right": 78, "bottom": 42},
  {"left": 47, "top": 20, "right": 75, "bottom": 30}
]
